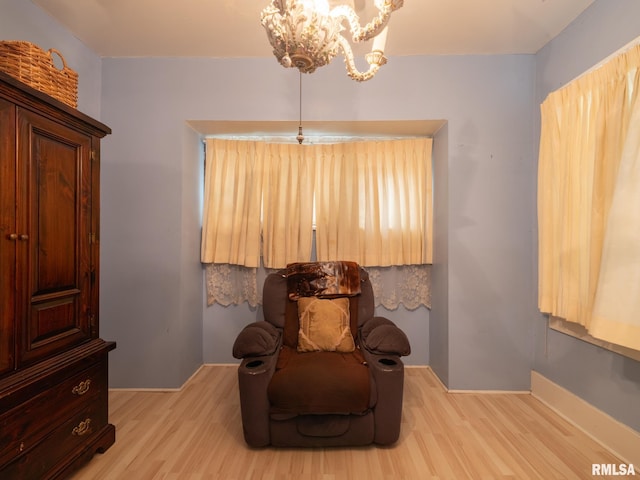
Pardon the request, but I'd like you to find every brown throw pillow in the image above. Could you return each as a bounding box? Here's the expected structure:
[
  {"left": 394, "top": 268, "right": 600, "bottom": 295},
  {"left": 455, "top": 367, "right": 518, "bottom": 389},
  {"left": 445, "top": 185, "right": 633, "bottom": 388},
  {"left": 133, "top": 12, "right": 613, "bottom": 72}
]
[{"left": 297, "top": 297, "right": 355, "bottom": 353}]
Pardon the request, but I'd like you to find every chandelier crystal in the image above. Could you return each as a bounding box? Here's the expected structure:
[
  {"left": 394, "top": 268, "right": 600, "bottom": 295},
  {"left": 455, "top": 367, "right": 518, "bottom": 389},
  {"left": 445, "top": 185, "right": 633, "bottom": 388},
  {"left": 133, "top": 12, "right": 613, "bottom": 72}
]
[{"left": 261, "top": 0, "right": 403, "bottom": 82}]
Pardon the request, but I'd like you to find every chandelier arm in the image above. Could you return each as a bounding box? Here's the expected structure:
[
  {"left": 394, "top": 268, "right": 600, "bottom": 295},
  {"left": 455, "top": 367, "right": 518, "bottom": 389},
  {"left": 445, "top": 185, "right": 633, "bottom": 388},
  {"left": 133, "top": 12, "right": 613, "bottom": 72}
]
[
  {"left": 337, "top": 35, "right": 382, "bottom": 82},
  {"left": 330, "top": 0, "right": 402, "bottom": 43}
]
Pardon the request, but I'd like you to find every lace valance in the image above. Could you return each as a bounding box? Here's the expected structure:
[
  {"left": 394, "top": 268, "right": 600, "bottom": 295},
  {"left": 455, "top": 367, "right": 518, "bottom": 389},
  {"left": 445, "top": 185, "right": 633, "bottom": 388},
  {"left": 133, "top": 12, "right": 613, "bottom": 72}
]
[{"left": 205, "top": 263, "right": 431, "bottom": 311}]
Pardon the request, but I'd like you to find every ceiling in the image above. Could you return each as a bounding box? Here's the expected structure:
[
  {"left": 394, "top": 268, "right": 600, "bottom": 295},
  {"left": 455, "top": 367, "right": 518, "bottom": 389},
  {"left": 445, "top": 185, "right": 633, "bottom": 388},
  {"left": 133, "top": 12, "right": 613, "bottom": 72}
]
[
  {"left": 29, "top": 0, "right": 594, "bottom": 138},
  {"left": 32, "top": 0, "right": 594, "bottom": 58}
]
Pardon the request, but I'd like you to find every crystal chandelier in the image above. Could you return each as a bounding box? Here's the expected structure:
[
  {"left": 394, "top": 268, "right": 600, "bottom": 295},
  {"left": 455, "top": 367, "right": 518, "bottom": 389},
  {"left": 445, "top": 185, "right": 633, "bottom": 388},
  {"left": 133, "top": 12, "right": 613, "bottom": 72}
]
[{"left": 261, "top": 0, "right": 403, "bottom": 82}]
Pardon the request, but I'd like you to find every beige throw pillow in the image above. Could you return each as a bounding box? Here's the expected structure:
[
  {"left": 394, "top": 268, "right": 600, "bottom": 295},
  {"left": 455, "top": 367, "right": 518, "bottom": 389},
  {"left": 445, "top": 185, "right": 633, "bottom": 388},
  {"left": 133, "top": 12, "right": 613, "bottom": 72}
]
[{"left": 297, "top": 297, "right": 355, "bottom": 353}]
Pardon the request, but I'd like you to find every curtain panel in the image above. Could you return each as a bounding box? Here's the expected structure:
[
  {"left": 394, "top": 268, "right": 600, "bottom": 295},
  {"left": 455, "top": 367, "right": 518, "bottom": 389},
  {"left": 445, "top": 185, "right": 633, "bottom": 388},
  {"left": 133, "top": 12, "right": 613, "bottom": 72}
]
[
  {"left": 314, "top": 138, "right": 433, "bottom": 266},
  {"left": 538, "top": 44, "right": 640, "bottom": 351},
  {"left": 201, "top": 139, "right": 263, "bottom": 267},
  {"left": 261, "top": 143, "right": 315, "bottom": 268}
]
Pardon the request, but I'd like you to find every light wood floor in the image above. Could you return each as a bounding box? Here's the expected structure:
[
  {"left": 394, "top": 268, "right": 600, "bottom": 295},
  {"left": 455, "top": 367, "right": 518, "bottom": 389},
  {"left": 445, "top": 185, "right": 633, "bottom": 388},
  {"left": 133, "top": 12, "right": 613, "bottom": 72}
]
[{"left": 70, "top": 365, "right": 622, "bottom": 480}]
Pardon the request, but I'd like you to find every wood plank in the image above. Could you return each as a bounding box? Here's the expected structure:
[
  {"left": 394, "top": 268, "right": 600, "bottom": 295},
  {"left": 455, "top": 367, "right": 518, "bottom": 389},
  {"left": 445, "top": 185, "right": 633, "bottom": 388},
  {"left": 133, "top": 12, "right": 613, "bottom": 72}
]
[{"left": 69, "top": 366, "right": 627, "bottom": 479}]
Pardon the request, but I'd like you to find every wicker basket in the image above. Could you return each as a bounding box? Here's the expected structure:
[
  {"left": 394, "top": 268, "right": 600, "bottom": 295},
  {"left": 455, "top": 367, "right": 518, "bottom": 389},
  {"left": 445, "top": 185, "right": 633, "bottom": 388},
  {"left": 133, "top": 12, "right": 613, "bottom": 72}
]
[{"left": 0, "top": 41, "right": 78, "bottom": 108}]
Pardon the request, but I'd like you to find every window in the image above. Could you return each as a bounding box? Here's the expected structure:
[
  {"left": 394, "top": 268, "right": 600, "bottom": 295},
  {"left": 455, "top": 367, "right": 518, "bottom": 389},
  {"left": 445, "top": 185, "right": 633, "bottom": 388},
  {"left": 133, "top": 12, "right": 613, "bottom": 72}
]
[
  {"left": 201, "top": 137, "right": 433, "bottom": 269},
  {"left": 201, "top": 137, "right": 433, "bottom": 309}
]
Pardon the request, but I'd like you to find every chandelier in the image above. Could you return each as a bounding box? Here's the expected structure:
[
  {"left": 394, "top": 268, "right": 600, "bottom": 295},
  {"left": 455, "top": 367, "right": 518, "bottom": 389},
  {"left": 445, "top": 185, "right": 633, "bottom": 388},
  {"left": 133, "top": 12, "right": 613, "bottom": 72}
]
[{"left": 261, "top": 0, "right": 403, "bottom": 82}]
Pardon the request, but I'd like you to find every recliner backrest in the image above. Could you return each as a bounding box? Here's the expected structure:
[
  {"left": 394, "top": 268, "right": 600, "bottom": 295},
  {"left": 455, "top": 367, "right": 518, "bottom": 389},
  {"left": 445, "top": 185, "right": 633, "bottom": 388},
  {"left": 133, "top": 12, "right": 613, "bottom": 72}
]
[{"left": 262, "top": 266, "right": 375, "bottom": 346}]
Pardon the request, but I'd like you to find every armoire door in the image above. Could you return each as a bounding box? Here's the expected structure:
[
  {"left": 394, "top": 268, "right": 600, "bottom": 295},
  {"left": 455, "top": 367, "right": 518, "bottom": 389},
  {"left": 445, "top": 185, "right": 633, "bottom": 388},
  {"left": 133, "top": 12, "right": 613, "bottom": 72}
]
[
  {"left": 0, "top": 98, "right": 16, "bottom": 376},
  {"left": 16, "top": 107, "right": 94, "bottom": 366}
]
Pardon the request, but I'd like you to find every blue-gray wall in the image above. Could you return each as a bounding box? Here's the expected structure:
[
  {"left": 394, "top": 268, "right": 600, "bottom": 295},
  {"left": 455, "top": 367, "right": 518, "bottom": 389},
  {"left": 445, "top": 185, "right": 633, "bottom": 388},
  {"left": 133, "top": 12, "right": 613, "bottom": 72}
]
[
  {"left": 430, "top": 123, "right": 450, "bottom": 384},
  {"left": 2, "top": 0, "right": 638, "bottom": 431},
  {"left": 533, "top": 0, "right": 640, "bottom": 432},
  {"left": 95, "top": 52, "right": 536, "bottom": 390}
]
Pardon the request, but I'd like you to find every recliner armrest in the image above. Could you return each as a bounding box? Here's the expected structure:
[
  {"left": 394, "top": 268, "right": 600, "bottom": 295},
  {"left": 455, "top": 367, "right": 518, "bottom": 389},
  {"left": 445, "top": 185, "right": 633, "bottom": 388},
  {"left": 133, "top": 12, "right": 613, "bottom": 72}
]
[
  {"left": 361, "top": 347, "right": 405, "bottom": 444},
  {"left": 359, "top": 316, "right": 411, "bottom": 357},
  {"left": 232, "top": 321, "right": 282, "bottom": 359},
  {"left": 237, "top": 352, "right": 279, "bottom": 447}
]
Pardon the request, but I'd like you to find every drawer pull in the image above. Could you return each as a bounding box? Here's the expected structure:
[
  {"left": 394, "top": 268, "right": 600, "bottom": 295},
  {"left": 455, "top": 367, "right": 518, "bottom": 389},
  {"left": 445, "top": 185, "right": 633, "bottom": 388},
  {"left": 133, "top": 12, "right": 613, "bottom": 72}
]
[
  {"left": 72, "top": 379, "right": 92, "bottom": 395},
  {"left": 72, "top": 418, "right": 92, "bottom": 436}
]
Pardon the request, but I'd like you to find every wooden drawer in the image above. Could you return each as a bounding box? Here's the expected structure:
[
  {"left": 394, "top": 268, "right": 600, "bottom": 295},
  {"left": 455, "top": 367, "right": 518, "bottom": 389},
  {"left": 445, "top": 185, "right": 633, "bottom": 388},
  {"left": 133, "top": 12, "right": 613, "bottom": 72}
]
[
  {"left": 0, "top": 360, "right": 106, "bottom": 467},
  {"left": 1, "top": 399, "right": 109, "bottom": 480}
]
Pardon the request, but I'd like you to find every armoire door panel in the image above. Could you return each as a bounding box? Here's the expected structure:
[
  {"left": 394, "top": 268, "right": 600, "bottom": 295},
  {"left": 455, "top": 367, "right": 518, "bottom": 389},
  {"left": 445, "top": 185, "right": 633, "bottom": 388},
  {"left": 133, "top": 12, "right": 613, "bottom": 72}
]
[
  {"left": 28, "top": 296, "right": 87, "bottom": 356},
  {"left": 17, "top": 108, "right": 92, "bottom": 365},
  {"left": 33, "top": 133, "right": 79, "bottom": 291},
  {"left": 0, "top": 98, "right": 16, "bottom": 377}
]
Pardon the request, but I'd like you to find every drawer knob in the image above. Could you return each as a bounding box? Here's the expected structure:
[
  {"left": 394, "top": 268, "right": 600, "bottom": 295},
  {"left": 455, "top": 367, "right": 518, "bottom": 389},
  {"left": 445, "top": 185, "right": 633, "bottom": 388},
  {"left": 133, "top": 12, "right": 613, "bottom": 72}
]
[
  {"left": 72, "top": 379, "right": 92, "bottom": 395},
  {"left": 72, "top": 418, "right": 92, "bottom": 436}
]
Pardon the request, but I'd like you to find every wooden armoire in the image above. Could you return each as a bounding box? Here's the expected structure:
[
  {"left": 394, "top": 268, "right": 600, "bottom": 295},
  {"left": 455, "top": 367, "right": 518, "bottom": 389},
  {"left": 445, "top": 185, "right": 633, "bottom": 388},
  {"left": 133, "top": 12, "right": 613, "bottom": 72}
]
[{"left": 0, "top": 71, "right": 115, "bottom": 479}]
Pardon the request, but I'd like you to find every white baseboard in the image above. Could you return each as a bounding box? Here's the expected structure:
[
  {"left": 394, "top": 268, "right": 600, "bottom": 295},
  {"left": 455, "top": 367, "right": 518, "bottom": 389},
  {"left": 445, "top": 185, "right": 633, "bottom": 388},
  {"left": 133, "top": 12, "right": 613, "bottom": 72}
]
[
  {"left": 531, "top": 370, "right": 640, "bottom": 466},
  {"left": 427, "top": 366, "right": 530, "bottom": 394}
]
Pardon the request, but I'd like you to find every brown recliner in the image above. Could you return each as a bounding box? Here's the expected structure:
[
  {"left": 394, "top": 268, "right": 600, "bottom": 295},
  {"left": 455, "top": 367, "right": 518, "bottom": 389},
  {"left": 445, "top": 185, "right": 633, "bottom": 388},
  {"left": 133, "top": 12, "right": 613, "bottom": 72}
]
[{"left": 232, "top": 262, "right": 411, "bottom": 448}]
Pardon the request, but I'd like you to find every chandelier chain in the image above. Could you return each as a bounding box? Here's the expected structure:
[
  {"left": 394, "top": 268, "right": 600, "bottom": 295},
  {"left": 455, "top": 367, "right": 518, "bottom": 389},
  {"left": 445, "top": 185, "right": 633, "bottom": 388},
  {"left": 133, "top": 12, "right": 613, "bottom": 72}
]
[{"left": 297, "top": 71, "right": 304, "bottom": 144}]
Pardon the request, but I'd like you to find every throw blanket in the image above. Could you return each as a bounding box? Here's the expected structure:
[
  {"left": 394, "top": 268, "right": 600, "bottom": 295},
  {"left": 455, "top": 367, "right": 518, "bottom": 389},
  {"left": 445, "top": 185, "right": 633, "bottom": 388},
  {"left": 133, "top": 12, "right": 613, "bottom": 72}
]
[{"left": 287, "top": 261, "right": 361, "bottom": 300}]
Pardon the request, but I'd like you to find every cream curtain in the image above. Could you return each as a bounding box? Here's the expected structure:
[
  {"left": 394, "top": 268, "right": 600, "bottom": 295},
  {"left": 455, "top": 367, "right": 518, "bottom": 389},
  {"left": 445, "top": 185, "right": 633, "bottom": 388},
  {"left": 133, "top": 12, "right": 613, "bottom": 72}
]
[
  {"left": 201, "top": 139, "right": 263, "bottom": 267},
  {"left": 315, "top": 138, "right": 433, "bottom": 266},
  {"left": 538, "top": 44, "right": 640, "bottom": 350},
  {"left": 590, "top": 56, "right": 640, "bottom": 349},
  {"left": 261, "top": 143, "right": 315, "bottom": 268},
  {"left": 262, "top": 143, "right": 315, "bottom": 268},
  {"left": 201, "top": 139, "right": 315, "bottom": 268}
]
